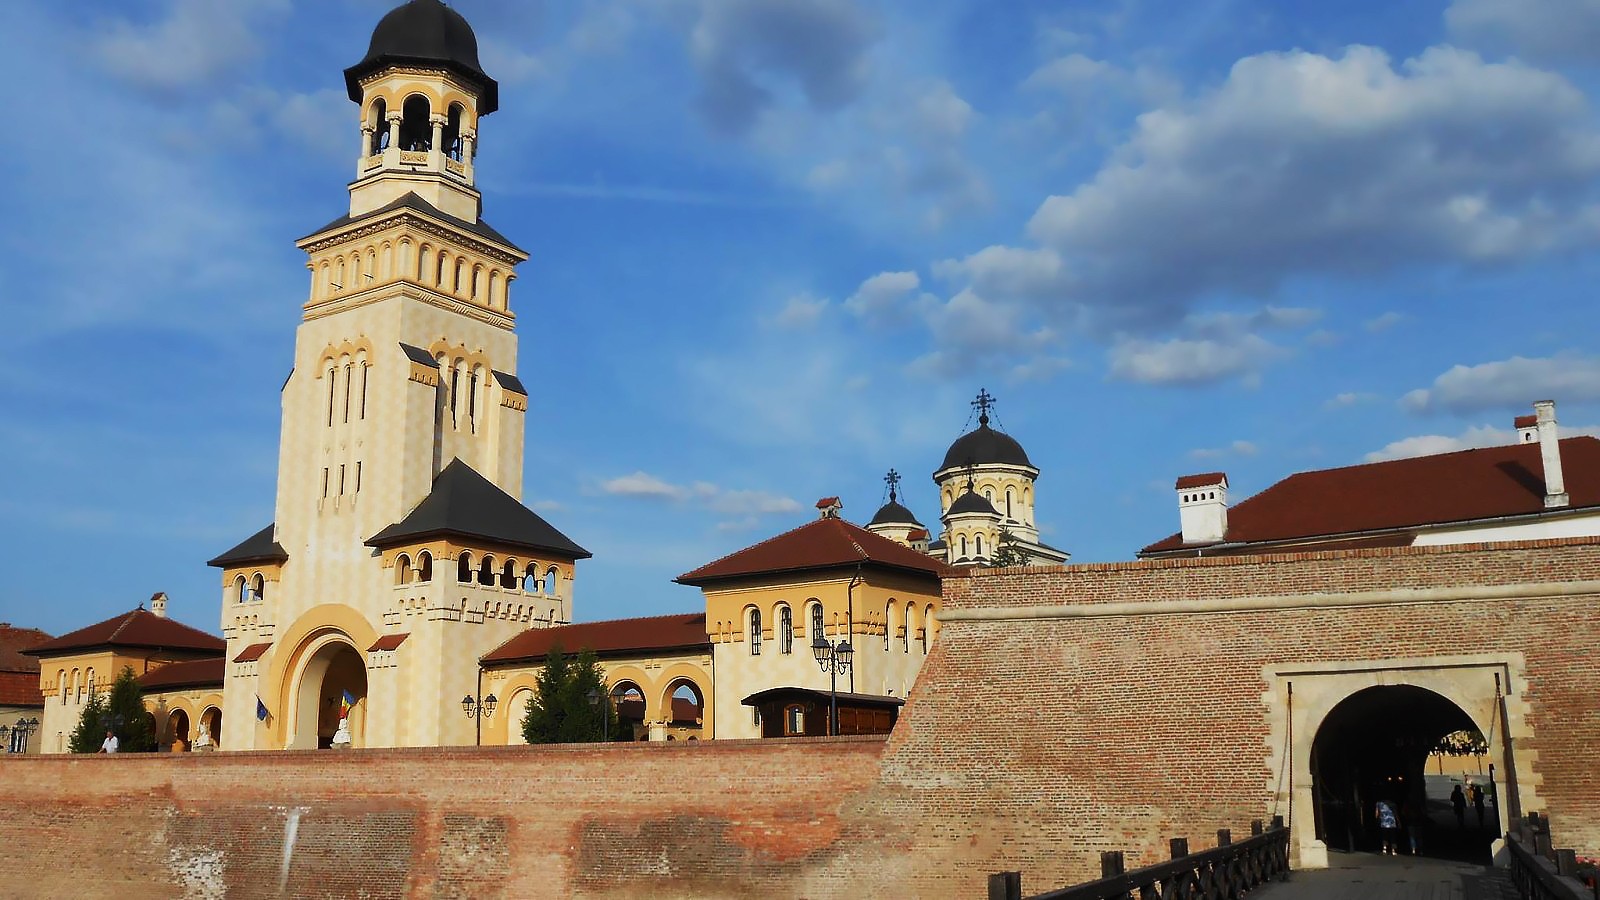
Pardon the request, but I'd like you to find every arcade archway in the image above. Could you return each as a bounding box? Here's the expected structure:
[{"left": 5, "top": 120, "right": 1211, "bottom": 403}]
[
  {"left": 1310, "top": 685, "right": 1494, "bottom": 861},
  {"left": 289, "top": 638, "right": 368, "bottom": 749}
]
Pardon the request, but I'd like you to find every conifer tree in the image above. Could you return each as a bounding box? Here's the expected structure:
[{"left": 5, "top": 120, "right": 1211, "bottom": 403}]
[
  {"left": 67, "top": 691, "right": 107, "bottom": 753},
  {"left": 104, "top": 666, "right": 156, "bottom": 752},
  {"left": 986, "top": 525, "right": 1032, "bottom": 568},
  {"left": 520, "top": 646, "right": 615, "bottom": 743}
]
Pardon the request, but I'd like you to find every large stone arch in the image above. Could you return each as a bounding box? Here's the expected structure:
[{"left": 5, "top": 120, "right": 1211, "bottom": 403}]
[
  {"left": 281, "top": 630, "right": 369, "bottom": 750},
  {"left": 1265, "top": 654, "right": 1536, "bottom": 868}
]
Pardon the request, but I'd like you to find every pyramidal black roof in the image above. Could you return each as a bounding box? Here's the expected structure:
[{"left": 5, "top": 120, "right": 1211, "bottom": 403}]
[
  {"left": 366, "top": 459, "right": 590, "bottom": 558},
  {"left": 208, "top": 524, "right": 289, "bottom": 568}
]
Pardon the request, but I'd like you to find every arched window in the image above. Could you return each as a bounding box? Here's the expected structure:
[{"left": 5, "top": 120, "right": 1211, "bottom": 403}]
[
  {"left": 748, "top": 608, "right": 762, "bottom": 656},
  {"left": 444, "top": 103, "right": 465, "bottom": 161},
  {"left": 84, "top": 667, "right": 95, "bottom": 700},
  {"left": 457, "top": 551, "right": 473, "bottom": 584},
  {"left": 543, "top": 567, "right": 558, "bottom": 595},
  {"left": 417, "top": 551, "right": 433, "bottom": 582},
  {"left": 500, "top": 559, "right": 517, "bottom": 589},
  {"left": 959, "top": 535, "right": 968, "bottom": 558},
  {"left": 810, "top": 602, "right": 824, "bottom": 638},
  {"left": 235, "top": 575, "right": 248, "bottom": 604},
  {"left": 57, "top": 670, "right": 66, "bottom": 701},
  {"left": 778, "top": 605, "right": 793, "bottom": 654},
  {"left": 1006, "top": 488, "right": 1013, "bottom": 519},
  {"left": 478, "top": 555, "right": 496, "bottom": 586},
  {"left": 922, "top": 604, "right": 933, "bottom": 653},
  {"left": 975, "top": 535, "right": 985, "bottom": 557},
  {"left": 904, "top": 602, "right": 914, "bottom": 652},
  {"left": 399, "top": 94, "right": 431, "bottom": 151},
  {"left": 396, "top": 553, "right": 412, "bottom": 585},
  {"left": 251, "top": 573, "right": 266, "bottom": 602},
  {"left": 369, "top": 98, "right": 388, "bottom": 153},
  {"left": 884, "top": 601, "right": 893, "bottom": 650}
]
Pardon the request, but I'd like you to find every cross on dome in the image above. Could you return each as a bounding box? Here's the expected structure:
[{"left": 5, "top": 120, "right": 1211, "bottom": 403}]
[
  {"left": 884, "top": 468, "right": 902, "bottom": 502},
  {"left": 971, "top": 388, "right": 996, "bottom": 426}
]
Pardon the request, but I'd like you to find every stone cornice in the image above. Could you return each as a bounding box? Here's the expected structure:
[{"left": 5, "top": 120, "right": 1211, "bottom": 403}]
[
  {"left": 297, "top": 209, "right": 525, "bottom": 266},
  {"left": 304, "top": 285, "right": 515, "bottom": 331}
]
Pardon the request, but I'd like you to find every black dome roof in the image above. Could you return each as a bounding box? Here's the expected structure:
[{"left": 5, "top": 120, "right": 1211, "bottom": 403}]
[
  {"left": 940, "top": 421, "right": 1033, "bottom": 471},
  {"left": 947, "top": 490, "right": 999, "bottom": 516},
  {"left": 869, "top": 499, "right": 923, "bottom": 528},
  {"left": 344, "top": 0, "right": 499, "bottom": 114}
]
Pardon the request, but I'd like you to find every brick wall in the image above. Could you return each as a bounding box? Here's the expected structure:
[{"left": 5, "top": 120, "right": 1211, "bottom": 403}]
[
  {"left": 0, "top": 737, "right": 891, "bottom": 899},
  {"left": 5, "top": 539, "right": 1597, "bottom": 898}
]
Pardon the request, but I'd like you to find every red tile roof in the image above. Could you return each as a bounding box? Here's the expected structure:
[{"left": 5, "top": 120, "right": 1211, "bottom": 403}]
[
  {"left": 24, "top": 608, "right": 225, "bottom": 658},
  {"left": 1175, "top": 472, "right": 1227, "bottom": 490},
  {"left": 137, "top": 658, "right": 224, "bottom": 692},
  {"left": 676, "top": 516, "right": 953, "bottom": 586},
  {"left": 0, "top": 625, "right": 52, "bottom": 675},
  {"left": 0, "top": 672, "right": 43, "bottom": 707},
  {"left": 369, "top": 633, "right": 409, "bottom": 652},
  {"left": 1514, "top": 414, "right": 1538, "bottom": 429},
  {"left": 1142, "top": 436, "right": 1600, "bottom": 555},
  {"left": 233, "top": 642, "right": 272, "bottom": 663},
  {"left": 481, "top": 613, "right": 710, "bottom": 665}
]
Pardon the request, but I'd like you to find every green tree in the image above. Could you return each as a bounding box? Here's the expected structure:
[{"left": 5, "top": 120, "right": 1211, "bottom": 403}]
[
  {"left": 105, "top": 666, "right": 156, "bottom": 752},
  {"left": 986, "top": 525, "right": 1032, "bottom": 568},
  {"left": 521, "top": 646, "right": 615, "bottom": 744},
  {"left": 67, "top": 691, "right": 107, "bottom": 753},
  {"left": 1433, "top": 728, "right": 1489, "bottom": 756}
]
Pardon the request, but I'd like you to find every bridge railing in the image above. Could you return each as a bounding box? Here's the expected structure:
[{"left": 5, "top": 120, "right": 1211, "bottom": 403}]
[
  {"left": 1506, "top": 813, "right": 1596, "bottom": 900},
  {"left": 988, "top": 817, "right": 1290, "bottom": 900}
]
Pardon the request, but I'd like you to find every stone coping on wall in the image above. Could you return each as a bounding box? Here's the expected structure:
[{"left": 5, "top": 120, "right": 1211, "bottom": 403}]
[
  {"left": 948, "top": 534, "right": 1600, "bottom": 578},
  {"left": 4, "top": 732, "right": 889, "bottom": 764}
]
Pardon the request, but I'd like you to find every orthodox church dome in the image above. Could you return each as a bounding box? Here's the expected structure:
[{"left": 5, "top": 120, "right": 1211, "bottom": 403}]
[
  {"left": 940, "top": 419, "right": 1033, "bottom": 471},
  {"left": 344, "top": 0, "right": 499, "bottom": 113},
  {"left": 947, "top": 489, "right": 1000, "bottom": 516},
  {"left": 869, "top": 498, "right": 923, "bottom": 527}
]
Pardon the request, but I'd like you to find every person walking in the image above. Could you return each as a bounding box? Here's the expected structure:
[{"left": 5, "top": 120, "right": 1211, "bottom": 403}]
[
  {"left": 1375, "top": 798, "right": 1401, "bottom": 855},
  {"left": 98, "top": 729, "right": 118, "bottom": 754},
  {"left": 1450, "top": 784, "right": 1467, "bottom": 828},
  {"left": 1470, "top": 783, "right": 1486, "bottom": 828},
  {"left": 1402, "top": 795, "right": 1424, "bottom": 856}
]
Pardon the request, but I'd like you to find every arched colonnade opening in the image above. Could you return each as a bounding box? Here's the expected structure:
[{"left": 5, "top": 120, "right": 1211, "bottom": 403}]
[{"left": 288, "top": 636, "right": 369, "bottom": 750}]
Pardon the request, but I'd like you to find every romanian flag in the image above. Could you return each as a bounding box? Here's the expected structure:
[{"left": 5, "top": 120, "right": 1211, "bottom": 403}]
[
  {"left": 340, "top": 689, "right": 355, "bottom": 720},
  {"left": 256, "top": 696, "right": 270, "bottom": 722}
]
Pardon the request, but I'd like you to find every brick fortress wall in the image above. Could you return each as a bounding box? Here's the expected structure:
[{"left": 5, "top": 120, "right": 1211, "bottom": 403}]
[{"left": 3, "top": 539, "right": 1597, "bottom": 898}]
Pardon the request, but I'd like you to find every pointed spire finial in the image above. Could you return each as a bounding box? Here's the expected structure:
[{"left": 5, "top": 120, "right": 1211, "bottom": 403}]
[
  {"left": 972, "top": 388, "right": 995, "bottom": 427},
  {"left": 884, "top": 468, "right": 901, "bottom": 502}
]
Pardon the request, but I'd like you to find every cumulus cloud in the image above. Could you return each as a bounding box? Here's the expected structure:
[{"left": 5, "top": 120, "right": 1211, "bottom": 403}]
[
  {"left": 933, "top": 246, "right": 1068, "bottom": 300},
  {"left": 1400, "top": 354, "right": 1600, "bottom": 413},
  {"left": 905, "top": 289, "right": 1059, "bottom": 378},
  {"left": 600, "top": 471, "right": 801, "bottom": 517},
  {"left": 689, "top": 0, "right": 880, "bottom": 134},
  {"left": 1021, "top": 45, "right": 1600, "bottom": 315},
  {"left": 90, "top": 0, "right": 287, "bottom": 93},
  {"left": 844, "top": 271, "right": 919, "bottom": 322},
  {"left": 1446, "top": 0, "right": 1600, "bottom": 65},
  {"left": 1105, "top": 305, "right": 1319, "bottom": 385},
  {"left": 1365, "top": 312, "right": 1406, "bottom": 332},
  {"left": 1364, "top": 425, "right": 1517, "bottom": 461}
]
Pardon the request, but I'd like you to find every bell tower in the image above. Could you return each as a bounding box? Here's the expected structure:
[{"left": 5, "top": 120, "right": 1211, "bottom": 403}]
[{"left": 343, "top": 0, "right": 498, "bottom": 221}]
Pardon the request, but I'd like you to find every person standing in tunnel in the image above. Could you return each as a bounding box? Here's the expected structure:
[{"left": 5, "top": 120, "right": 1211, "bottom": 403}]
[
  {"left": 1470, "top": 783, "right": 1486, "bottom": 828},
  {"left": 1451, "top": 784, "right": 1467, "bottom": 828},
  {"left": 1375, "top": 798, "right": 1400, "bottom": 855}
]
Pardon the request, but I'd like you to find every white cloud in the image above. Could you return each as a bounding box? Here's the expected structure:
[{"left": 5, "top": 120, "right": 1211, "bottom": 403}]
[
  {"left": 1446, "top": 0, "right": 1600, "bottom": 64},
  {"left": 91, "top": 0, "right": 287, "bottom": 93},
  {"left": 773, "top": 293, "right": 830, "bottom": 329},
  {"left": 906, "top": 289, "right": 1059, "bottom": 378},
  {"left": 1401, "top": 354, "right": 1600, "bottom": 414},
  {"left": 1108, "top": 334, "right": 1282, "bottom": 386},
  {"left": 600, "top": 471, "right": 801, "bottom": 518},
  {"left": 1021, "top": 45, "right": 1600, "bottom": 314},
  {"left": 1325, "top": 391, "right": 1380, "bottom": 409},
  {"left": 1364, "top": 425, "right": 1515, "bottom": 461},
  {"left": 1189, "top": 440, "right": 1259, "bottom": 460},
  {"left": 844, "top": 271, "right": 920, "bottom": 322},
  {"left": 933, "top": 246, "right": 1068, "bottom": 300}
]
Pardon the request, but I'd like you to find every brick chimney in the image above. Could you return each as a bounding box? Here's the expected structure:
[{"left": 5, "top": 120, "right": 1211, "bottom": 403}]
[
  {"left": 1176, "top": 473, "right": 1228, "bottom": 545},
  {"left": 150, "top": 591, "right": 168, "bottom": 618},
  {"left": 1534, "top": 401, "right": 1568, "bottom": 508}
]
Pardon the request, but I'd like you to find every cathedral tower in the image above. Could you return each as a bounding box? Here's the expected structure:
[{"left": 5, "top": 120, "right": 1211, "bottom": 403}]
[{"left": 209, "top": 0, "right": 588, "bottom": 752}]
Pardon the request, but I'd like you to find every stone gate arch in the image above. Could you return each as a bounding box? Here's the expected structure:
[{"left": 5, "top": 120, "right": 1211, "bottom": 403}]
[{"left": 283, "top": 630, "right": 369, "bottom": 750}]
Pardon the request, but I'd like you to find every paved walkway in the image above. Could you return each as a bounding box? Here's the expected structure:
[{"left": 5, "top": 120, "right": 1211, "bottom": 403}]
[{"left": 1250, "top": 852, "right": 1518, "bottom": 900}]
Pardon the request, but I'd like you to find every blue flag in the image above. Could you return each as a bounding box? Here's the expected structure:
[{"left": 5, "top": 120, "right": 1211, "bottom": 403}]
[{"left": 256, "top": 696, "right": 269, "bottom": 721}]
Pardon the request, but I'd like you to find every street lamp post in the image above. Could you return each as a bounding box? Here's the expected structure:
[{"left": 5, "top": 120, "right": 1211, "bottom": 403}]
[
  {"left": 811, "top": 636, "right": 854, "bottom": 736},
  {"left": 586, "top": 688, "right": 610, "bottom": 742},
  {"left": 461, "top": 692, "right": 497, "bottom": 746},
  {"left": 1, "top": 717, "right": 39, "bottom": 754}
]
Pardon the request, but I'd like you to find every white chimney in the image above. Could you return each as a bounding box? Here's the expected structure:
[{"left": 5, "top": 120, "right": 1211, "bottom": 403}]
[
  {"left": 1534, "top": 400, "right": 1568, "bottom": 508},
  {"left": 1176, "top": 473, "right": 1228, "bottom": 545},
  {"left": 816, "top": 497, "right": 842, "bottom": 519},
  {"left": 150, "top": 591, "right": 168, "bottom": 618}
]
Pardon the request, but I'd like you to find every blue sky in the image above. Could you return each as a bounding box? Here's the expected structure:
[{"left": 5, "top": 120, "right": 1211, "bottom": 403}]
[{"left": 4, "top": 0, "right": 1600, "bottom": 637}]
